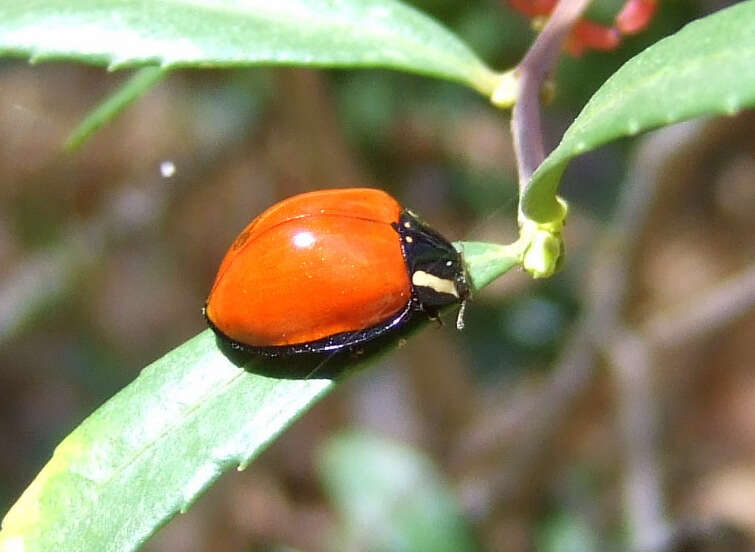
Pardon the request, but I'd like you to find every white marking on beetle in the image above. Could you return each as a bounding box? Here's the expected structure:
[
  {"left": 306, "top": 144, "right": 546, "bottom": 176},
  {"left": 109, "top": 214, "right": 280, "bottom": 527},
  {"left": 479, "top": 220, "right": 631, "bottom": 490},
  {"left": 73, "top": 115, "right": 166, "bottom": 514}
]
[
  {"left": 405, "top": 236, "right": 413, "bottom": 243},
  {"left": 403, "top": 221, "right": 411, "bottom": 228},
  {"left": 412, "top": 271, "right": 458, "bottom": 297},
  {"left": 446, "top": 260, "right": 453, "bottom": 267},
  {"left": 292, "top": 231, "right": 316, "bottom": 249}
]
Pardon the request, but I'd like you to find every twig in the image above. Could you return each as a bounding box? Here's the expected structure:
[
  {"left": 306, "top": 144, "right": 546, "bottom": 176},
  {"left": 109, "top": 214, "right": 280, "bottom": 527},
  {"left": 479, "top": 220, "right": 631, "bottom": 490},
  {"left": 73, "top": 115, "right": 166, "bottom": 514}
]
[
  {"left": 609, "top": 331, "right": 670, "bottom": 552},
  {"left": 593, "top": 123, "right": 708, "bottom": 552},
  {"left": 642, "top": 264, "right": 755, "bottom": 349},
  {"left": 596, "top": 121, "right": 714, "bottom": 552}
]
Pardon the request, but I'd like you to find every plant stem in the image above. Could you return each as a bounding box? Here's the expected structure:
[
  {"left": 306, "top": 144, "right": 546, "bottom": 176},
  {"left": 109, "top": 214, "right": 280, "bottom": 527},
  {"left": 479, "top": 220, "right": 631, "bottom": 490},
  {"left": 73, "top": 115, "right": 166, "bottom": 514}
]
[{"left": 512, "top": 0, "right": 593, "bottom": 190}]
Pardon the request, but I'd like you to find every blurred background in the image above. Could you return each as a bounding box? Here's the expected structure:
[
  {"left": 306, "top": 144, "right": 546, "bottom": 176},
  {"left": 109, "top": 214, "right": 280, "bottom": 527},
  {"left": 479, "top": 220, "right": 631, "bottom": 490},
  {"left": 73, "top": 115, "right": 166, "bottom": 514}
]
[{"left": 1, "top": 0, "right": 753, "bottom": 550}]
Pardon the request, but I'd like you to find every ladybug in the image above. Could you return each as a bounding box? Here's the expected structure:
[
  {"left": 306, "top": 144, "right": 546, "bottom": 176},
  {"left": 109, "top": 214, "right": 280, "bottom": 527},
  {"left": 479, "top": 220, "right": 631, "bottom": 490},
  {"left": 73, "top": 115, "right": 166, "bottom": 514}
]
[{"left": 204, "top": 188, "right": 468, "bottom": 376}]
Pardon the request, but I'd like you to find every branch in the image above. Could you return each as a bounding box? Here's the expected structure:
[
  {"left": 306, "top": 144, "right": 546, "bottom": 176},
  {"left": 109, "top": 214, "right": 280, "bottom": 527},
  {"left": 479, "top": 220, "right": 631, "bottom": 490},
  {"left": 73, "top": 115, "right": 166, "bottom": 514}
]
[
  {"left": 642, "top": 264, "right": 755, "bottom": 349},
  {"left": 609, "top": 331, "right": 670, "bottom": 552}
]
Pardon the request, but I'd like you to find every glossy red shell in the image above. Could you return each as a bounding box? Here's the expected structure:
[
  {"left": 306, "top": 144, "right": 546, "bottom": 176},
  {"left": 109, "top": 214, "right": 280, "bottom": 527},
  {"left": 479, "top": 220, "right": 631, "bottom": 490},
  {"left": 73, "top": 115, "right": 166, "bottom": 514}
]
[{"left": 205, "top": 188, "right": 411, "bottom": 347}]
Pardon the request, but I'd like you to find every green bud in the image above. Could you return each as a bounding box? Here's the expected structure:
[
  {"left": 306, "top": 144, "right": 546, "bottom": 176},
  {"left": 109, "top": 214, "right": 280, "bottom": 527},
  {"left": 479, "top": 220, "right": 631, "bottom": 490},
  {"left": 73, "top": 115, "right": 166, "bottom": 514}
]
[
  {"left": 518, "top": 197, "right": 567, "bottom": 279},
  {"left": 521, "top": 229, "right": 564, "bottom": 278}
]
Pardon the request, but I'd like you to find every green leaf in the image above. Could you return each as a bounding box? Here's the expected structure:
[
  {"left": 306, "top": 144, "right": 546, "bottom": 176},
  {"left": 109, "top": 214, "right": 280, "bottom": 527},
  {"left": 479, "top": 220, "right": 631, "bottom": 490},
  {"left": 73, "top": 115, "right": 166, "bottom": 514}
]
[
  {"left": 0, "top": 240, "right": 517, "bottom": 552},
  {"left": 523, "top": 0, "right": 755, "bottom": 223},
  {"left": 458, "top": 241, "right": 522, "bottom": 291},
  {"left": 0, "top": 0, "right": 499, "bottom": 96},
  {"left": 0, "top": 331, "right": 334, "bottom": 552},
  {"left": 319, "top": 432, "right": 478, "bottom": 552},
  {"left": 65, "top": 67, "right": 168, "bottom": 151}
]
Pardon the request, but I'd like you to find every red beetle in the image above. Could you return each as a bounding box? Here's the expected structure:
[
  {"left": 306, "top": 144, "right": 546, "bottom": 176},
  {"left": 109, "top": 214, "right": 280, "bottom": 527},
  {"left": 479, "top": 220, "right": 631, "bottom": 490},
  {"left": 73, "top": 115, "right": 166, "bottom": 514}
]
[{"left": 204, "top": 188, "right": 467, "bottom": 371}]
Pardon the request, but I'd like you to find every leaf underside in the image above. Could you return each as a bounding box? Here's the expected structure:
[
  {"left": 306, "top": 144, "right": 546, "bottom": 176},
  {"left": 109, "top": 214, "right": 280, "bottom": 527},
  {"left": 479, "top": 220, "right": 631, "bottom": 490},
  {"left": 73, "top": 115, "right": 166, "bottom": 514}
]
[{"left": 523, "top": 0, "right": 755, "bottom": 222}]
